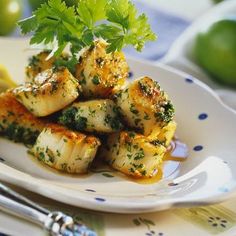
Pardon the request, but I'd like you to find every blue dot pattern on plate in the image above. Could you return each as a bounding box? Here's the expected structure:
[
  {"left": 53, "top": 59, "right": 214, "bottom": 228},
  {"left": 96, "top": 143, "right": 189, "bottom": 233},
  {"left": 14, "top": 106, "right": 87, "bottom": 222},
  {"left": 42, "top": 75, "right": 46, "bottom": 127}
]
[
  {"left": 0, "top": 157, "right": 5, "bottom": 162},
  {"left": 95, "top": 197, "right": 106, "bottom": 202},
  {"left": 85, "top": 189, "right": 96, "bottom": 192},
  {"left": 219, "top": 186, "right": 229, "bottom": 193},
  {"left": 128, "top": 71, "right": 133, "bottom": 78},
  {"left": 198, "top": 113, "right": 208, "bottom": 120},
  {"left": 193, "top": 145, "right": 203, "bottom": 151},
  {"left": 185, "top": 78, "right": 194, "bottom": 83},
  {"left": 146, "top": 232, "right": 163, "bottom": 236},
  {"left": 168, "top": 182, "right": 178, "bottom": 186}
]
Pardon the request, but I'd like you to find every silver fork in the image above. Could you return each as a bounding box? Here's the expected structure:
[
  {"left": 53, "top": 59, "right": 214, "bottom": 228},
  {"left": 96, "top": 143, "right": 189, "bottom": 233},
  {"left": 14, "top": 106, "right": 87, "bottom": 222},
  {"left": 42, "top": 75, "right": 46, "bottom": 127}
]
[{"left": 0, "top": 183, "right": 97, "bottom": 236}]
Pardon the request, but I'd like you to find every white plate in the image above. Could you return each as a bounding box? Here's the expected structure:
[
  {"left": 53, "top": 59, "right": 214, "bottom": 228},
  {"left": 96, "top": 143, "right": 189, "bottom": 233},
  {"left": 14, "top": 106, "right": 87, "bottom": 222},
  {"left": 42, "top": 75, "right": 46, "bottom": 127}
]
[{"left": 0, "top": 38, "right": 236, "bottom": 213}]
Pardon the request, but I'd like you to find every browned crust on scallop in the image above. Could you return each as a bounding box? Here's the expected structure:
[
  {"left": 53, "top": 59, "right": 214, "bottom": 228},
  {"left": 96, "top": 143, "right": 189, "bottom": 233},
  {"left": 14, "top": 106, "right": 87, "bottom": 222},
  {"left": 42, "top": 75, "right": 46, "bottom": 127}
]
[
  {"left": 46, "top": 124, "right": 101, "bottom": 146},
  {"left": 0, "top": 91, "right": 46, "bottom": 130},
  {"left": 130, "top": 76, "right": 169, "bottom": 113},
  {"left": 118, "top": 131, "right": 144, "bottom": 145},
  {"left": 16, "top": 68, "right": 81, "bottom": 96}
]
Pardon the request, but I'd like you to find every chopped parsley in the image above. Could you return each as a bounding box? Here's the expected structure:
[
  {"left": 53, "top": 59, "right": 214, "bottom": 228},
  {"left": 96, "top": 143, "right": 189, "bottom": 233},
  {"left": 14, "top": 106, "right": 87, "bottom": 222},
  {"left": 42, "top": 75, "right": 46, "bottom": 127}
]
[
  {"left": 80, "top": 71, "right": 87, "bottom": 85},
  {"left": 144, "top": 112, "right": 151, "bottom": 120},
  {"left": 150, "top": 140, "right": 165, "bottom": 146},
  {"left": 155, "top": 101, "right": 175, "bottom": 123},
  {"left": 134, "top": 149, "right": 144, "bottom": 160},
  {"left": 75, "top": 116, "right": 88, "bottom": 130},
  {"left": 28, "top": 55, "right": 40, "bottom": 68},
  {"left": 104, "top": 114, "right": 123, "bottom": 130},
  {"left": 0, "top": 122, "right": 40, "bottom": 145},
  {"left": 59, "top": 106, "right": 88, "bottom": 131},
  {"left": 130, "top": 104, "right": 139, "bottom": 115},
  {"left": 92, "top": 75, "right": 100, "bottom": 85},
  {"left": 138, "top": 80, "right": 153, "bottom": 96}
]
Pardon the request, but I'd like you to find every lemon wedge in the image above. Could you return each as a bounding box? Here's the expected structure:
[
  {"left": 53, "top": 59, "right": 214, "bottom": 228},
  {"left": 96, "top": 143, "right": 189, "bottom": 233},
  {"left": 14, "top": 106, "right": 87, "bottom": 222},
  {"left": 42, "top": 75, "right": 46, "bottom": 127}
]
[{"left": 0, "top": 64, "right": 17, "bottom": 93}]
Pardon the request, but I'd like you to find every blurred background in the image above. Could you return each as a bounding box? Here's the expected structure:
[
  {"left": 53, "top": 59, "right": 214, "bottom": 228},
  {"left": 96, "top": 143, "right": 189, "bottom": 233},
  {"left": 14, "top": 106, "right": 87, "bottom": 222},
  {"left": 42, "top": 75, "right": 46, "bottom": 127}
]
[
  {"left": 0, "top": 0, "right": 217, "bottom": 59},
  {"left": 0, "top": 0, "right": 236, "bottom": 106}
]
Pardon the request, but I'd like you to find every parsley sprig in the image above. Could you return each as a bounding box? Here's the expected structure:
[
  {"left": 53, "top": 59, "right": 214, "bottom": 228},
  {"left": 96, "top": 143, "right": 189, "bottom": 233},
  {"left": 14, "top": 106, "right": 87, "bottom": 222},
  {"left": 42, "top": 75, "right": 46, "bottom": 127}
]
[{"left": 19, "top": 0, "right": 156, "bottom": 57}]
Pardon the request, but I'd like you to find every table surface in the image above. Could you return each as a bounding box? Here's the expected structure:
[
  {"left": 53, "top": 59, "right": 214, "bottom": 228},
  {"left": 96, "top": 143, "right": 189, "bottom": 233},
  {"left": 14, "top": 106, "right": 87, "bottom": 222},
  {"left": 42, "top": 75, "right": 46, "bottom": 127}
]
[
  {"left": 1, "top": 1, "right": 236, "bottom": 236},
  {"left": 1, "top": 183, "right": 236, "bottom": 236}
]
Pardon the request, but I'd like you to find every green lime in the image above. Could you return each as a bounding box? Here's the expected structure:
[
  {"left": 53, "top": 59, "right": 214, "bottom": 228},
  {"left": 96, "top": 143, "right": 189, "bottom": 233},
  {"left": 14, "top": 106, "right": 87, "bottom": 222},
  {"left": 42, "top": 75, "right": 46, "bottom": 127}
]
[
  {"left": 194, "top": 17, "right": 236, "bottom": 87},
  {"left": 0, "top": 0, "right": 22, "bottom": 36}
]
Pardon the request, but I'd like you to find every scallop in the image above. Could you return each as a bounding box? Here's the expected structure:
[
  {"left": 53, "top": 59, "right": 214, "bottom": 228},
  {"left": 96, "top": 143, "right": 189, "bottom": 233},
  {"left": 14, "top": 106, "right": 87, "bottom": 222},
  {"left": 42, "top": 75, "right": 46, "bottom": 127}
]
[
  {"left": 14, "top": 68, "right": 80, "bottom": 117},
  {"left": 0, "top": 91, "right": 46, "bottom": 144},
  {"left": 30, "top": 124, "right": 101, "bottom": 174},
  {"left": 25, "top": 50, "right": 69, "bottom": 82},
  {"left": 101, "top": 131, "right": 166, "bottom": 178},
  {"left": 59, "top": 99, "right": 123, "bottom": 133},
  {"left": 75, "top": 39, "right": 128, "bottom": 98},
  {"left": 114, "top": 76, "right": 175, "bottom": 136}
]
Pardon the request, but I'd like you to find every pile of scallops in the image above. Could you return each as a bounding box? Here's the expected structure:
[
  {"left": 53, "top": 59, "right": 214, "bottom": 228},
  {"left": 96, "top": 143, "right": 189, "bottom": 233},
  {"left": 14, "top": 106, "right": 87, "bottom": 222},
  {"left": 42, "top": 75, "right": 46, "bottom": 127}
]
[{"left": 0, "top": 40, "right": 176, "bottom": 178}]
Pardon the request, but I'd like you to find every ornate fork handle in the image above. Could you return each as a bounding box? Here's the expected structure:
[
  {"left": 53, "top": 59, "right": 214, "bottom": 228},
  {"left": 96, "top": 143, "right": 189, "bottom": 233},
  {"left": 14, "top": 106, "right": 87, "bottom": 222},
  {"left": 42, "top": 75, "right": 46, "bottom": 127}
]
[{"left": 0, "top": 183, "right": 97, "bottom": 236}]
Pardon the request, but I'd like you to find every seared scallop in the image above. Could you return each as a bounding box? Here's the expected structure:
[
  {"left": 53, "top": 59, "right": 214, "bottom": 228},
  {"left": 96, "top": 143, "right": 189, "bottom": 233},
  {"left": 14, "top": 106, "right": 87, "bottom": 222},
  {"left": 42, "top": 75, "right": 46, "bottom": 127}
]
[
  {"left": 14, "top": 68, "right": 80, "bottom": 117},
  {"left": 101, "top": 131, "right": 166, "bottom": 178},
  {"left": 0, "top": 91, "right": 46, "bottom": 144},
  {"left": 148, "top": 120, "right": 177, "bottom": 147},
  {"left": 114, "top": 76, "right": 175, "bottom": 136},
  {"left": 75, "top": 39, "right": 128, "bottom": 98},
  {"left": 30, "top": 124, "right": 101, "bottom": 174},
  {"left": 25, "top": 50, "right": 69, "bottom": 82},
  {"left": 59, "top": 99, "right": 123, "bottom": 133}
]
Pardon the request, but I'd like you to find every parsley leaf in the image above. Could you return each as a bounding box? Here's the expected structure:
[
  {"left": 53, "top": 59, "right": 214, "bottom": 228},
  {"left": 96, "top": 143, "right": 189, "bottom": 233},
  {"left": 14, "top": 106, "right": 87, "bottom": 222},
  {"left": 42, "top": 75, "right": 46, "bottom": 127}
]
[
  {"left": 77, "top": 0, "right": 107, "bottom": 28},
  {"left": 18, "top": 0, "right": 156, "bottom": 58},
  {"left": 106, "top": 0, "right": 130, "bottom": 30},
  {"left": 18, "top": 16, "right": 37, "bottom": 34},
  {"left": 94, "top": 24, "right": 122, "bottom": 39},
  {"left": 54, "top": 56, "right": 77, "bottom": 74},
  {"left": 19, "top": 0, "right": 83, "bottom": 53},
  {"left": 105, "top": 0, "right": 157, "bottom": 51}
]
